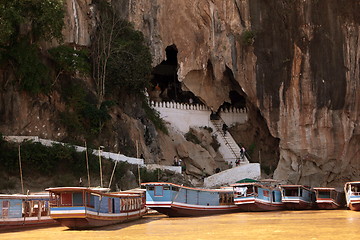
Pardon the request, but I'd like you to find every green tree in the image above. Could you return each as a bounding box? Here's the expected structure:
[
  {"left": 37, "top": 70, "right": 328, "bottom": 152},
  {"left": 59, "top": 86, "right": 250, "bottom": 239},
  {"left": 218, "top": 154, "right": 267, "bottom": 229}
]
[
  {"left": 92, "top": 1, "right": 152, "bottom": 103},
  {"left": 0, "top": 0, "right": 64, "bottom": 93}
]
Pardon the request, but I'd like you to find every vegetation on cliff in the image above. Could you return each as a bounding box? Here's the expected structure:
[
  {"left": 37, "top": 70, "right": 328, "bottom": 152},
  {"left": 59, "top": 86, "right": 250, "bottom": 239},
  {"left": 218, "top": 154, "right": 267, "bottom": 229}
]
[{"left": 0, "top": 135, "right": 186, "bottom": 193}]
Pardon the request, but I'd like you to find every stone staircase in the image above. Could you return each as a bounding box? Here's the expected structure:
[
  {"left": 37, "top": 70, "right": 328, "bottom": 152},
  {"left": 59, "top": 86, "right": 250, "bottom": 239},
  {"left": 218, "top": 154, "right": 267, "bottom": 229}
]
[{"left": 210, "top": 119, "right": 249, "bottom": 167}]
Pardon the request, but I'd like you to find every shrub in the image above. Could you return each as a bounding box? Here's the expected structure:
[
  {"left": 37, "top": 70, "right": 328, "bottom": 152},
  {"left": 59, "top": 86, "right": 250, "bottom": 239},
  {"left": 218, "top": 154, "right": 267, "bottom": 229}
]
[
  {"left": 48, "top": 45, "right": 91, "bottom": 76},
  {"left": 142, "top": 100, "right": 168, "bottom": 134},
  {"left": 185, "top": 131, "right": 201, "bottom": 144},
  {"left": 241, "top": 30, "right": 256, "bottom": 46}
]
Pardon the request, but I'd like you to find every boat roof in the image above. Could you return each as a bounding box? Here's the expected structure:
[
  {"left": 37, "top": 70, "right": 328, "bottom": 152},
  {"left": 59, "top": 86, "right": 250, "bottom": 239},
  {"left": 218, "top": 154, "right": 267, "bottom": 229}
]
[
  {"left": 46, "top": 187, "right": 142, "bottom": 197},
  {"left": 345, "top": 181, "right": 360, "bottom": 185},
  {"left": 0, "top": 193, "right": 50, "bottom": 199},
  {"left": 141, "top": 182, "right": 233, "bottom": 192},
  {"left": 313, "top": 187, "right": 336, "bottom": 191},
  {"left": 280, "top": 185, "right": 313, "bottom": 190}
]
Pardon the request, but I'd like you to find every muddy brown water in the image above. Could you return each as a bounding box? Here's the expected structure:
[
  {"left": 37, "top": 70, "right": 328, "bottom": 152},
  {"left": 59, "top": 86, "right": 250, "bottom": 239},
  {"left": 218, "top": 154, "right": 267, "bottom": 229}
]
[{"left": 1, "top": 210, "right": 360, "bottom": 240}]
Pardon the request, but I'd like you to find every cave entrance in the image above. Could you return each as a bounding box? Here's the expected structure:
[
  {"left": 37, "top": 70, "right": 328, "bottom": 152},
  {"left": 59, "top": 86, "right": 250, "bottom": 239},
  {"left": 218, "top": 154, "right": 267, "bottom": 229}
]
[{"left": 149, "top": 44, "right": 200, "bottom": 104}]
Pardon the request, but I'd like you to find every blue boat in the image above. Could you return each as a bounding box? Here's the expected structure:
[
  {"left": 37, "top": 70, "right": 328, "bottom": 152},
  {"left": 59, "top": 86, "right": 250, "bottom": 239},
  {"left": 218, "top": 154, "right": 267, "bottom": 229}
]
[
  {"left": 0, "top": 193, "right": 57, "bottom": 230},
  {"left": 232, "top": 182, "right": 284, "bottom": 211},
  {"left": 280, "top": 185, "right": 316, "bottom": 210},
  {"left": 141, "top": 182, "right": 240, "bottom": 217},
  {"left": 46, "top": 187, "right": 147, "bottom": 229}
]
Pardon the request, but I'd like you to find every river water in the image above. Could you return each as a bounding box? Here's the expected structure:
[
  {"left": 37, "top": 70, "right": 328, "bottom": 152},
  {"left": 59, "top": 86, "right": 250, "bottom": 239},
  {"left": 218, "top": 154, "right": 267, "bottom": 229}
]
[{"left": 1, "top": 210, "right": 360, "bottom": 240}]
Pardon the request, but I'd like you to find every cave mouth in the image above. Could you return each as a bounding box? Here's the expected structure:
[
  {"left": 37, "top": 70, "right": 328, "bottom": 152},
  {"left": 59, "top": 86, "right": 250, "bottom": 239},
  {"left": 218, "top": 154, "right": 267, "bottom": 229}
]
[
  {"left": 217, "top": 66, "right": 280, "bottom": 176},
  {"left": 149, "top": 44, "right": 201, "bottom": 104}
]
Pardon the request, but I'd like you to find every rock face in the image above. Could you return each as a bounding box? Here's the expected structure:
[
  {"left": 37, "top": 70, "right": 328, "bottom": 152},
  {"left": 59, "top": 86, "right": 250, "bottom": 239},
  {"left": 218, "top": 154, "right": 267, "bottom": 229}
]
[{"left": 120, "top": 0, "right": 360, "bottom": 187}]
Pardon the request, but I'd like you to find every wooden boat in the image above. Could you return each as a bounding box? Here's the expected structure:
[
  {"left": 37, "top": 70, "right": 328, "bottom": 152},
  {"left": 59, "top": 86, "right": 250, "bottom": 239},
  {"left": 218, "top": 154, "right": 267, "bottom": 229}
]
[
  {"left": 141, "top": 182, "right": 240, "bottom": 217},
  {"left": 232, "top": 182, "right": 284, "bottom": 211},
  {"left": 344, "top": 182, "right": 360, "bottom": 211},
  {"left": 46, "top": 187, "right": 147, "bottom": 229},
  {"left": 280, "top": 185, "right": 316, "bottom": 210},
  {"left": 314, "top": 187, "right": 345, "bottom": 210},
  {"left": 0, "top": 193, "right": 57, "bottom": 230}
]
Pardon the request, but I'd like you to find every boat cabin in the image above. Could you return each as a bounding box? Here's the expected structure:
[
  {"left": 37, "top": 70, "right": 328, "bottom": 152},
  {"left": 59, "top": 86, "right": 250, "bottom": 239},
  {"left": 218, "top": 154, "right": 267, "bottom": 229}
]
[
  {"left": 143, "top": 182, "right": 233, "bottom": 206},
  {"left": 48, "top": 187, "right": 145, "bottom": 215},
  {"left": 233, "top": 183, "right": 282, "bottom": 203},
  {"left": 0, "top": 194, "right": 50, "bottom": 219}
]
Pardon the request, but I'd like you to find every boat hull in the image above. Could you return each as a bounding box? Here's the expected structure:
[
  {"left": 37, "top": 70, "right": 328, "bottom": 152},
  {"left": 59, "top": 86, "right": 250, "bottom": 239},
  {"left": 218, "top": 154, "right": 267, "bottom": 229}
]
[
  {"left": 51, "top": 208, "right": 147, "bottom": 229},
  {"left": 283, "top": 200, "right": 314, "bottom": 210},
  {"left": 349, "top": 202, "right": 360, "bottom": 211},
  {"left": 0, "top": 217, "right": 57, "bottom": 231},
  {"left": 235, "top": 199, "right": 284, "bottom": 212},
  {"left": 316, "top": 199, "right": 341, "bottom": 210},
  {"left": 149, "top": 204, "right": 240, "bottom": 217},
  {"left": 55, "top": 214, "right": 143, "bottom": 229}
]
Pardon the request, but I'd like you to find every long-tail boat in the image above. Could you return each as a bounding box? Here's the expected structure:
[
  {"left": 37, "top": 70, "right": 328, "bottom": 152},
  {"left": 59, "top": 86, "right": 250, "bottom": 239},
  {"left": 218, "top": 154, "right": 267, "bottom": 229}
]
[
  {"left": 141, "top": 182, "right": 240, "bottom": 217},
  {"left": 280, "top": 185, "right": 316, "bottom": 210},
  {"left": 0, "top": 193, "right": 57, "bottom": 230},
  {"left": 232, "top": 182, "right": 284, "bottom": 211},
  {"left": 46, "top": 187, "right": 146, "bottom": 229},
  {"left": 344, "top": 182, "right": 360, "bottom": 211},
  {"left": 314, "top": 187, "right": 345, "bottom": 210}
]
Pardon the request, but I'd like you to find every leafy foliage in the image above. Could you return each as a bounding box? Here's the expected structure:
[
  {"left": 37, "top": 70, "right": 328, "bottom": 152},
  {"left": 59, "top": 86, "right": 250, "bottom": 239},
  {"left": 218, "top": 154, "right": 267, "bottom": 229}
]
[
  {"left": 8, "top": 40, "right": 50, "bottom": 94},
  {"left": 0, "top": 0, "right": 64, "bottom": 94},
  {"left": 185, "top": 130, "right": 201, "bottom": 144},
  {"left": 142, "top": 100, "right": 168, "bottom": 134},
  {"left": 92, "top": 1, "right": 152, "bottom": 100},
  {"left": 0, "top": 0, "right": 64, "bottom": 45},
  {"left": 241, "top": 29, "right": 256, "bottom": 46},
  {"left": 60, "top": 82, "right": 113, "bottom": 136},
  {"left": 0, "top": 140, "right": 99, "bottom": 177},
  {"left": 48, "top": 45, "right": 91, "bottom": 76}
]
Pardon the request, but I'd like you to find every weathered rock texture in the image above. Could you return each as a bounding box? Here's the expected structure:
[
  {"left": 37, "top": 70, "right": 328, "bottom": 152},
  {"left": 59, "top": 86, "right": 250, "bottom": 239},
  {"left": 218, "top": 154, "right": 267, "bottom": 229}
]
[{"left": 120, "top": 0, "right": 360, "bottom": 187}]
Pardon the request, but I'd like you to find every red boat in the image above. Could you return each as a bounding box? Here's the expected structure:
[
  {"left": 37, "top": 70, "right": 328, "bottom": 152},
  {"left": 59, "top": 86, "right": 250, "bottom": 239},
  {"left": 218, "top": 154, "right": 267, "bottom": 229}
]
[
  {"left": 280, "top": 185, "right": 316, "bottom": 210},
  {"left": 314, "top": 187, "right": 345, "bottom": 210}
]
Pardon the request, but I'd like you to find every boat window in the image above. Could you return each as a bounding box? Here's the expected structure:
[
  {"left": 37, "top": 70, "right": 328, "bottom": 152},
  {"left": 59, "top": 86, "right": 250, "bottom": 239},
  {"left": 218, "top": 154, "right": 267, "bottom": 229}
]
[
  {"left": 86, "top": 193, "right": 95, "bottom": 208},
  {"left": 254, "top": 186, "right": 258, "bottom": 194},
  {"left": 148, "top": 186, "right": 155, "bottom": 191},
  {"left": 299, "top": 189, "right": 303, "bottom": 197},
  {"left": 234, "top": 187, "right": 247, "bottom": 197},
  {"left": 172, "top": 187, "right": 179, "bottom": 192},
  {"left": 318, "top": 191, "right": 330, "bottom": 198},
  {"left": 108, "top": 198, "right": 115, "bottom": 213},
  {"left": 73, "top": 192, "right": 84, "bottom": 206},
  {"left": 154, "top": 186, "right": 163, "bottom": 196},
  {"left": 61, "top": 192, "right": 73, "bottom": 206},
  {"left": 284, "top": 188, "right": 298, "bottom": 196},
  {"left": 272, "top": 191, "right": 276, "bottom": 202},
  {"left": 163, "top": 186, "right": 170, "bottom": 190},
  {"left": 263, "top": 190, "right": 269, "bottom": 197},
  {"left": 2, "top": 200, "right": 9, "bottom": 217}
]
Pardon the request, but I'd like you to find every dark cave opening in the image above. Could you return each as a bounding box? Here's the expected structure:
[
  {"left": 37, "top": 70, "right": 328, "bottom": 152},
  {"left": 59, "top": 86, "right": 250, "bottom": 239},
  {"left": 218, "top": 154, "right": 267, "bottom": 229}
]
[
  {"left": 149, "top": 44, "right": 201, "bottom": 104},
  {"left": 219, "top": 66, "right": 280, "bottom": 176}
]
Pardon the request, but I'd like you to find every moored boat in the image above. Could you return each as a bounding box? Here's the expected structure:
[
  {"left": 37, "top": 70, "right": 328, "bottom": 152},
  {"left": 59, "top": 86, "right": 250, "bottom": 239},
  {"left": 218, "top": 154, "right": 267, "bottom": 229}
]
[
  {"left": 344, "top": 182, "right": 360, "bottom": 211},
  {"left": 141, "top": 182, "right": 240, "bottom": 217},
  {"left": 314, "top": 187, "right": 345, "bottom": 210},
  {"left": 280, "top": 185, "right": 316, "bottom": 210},
  {"left": 232, "top": 182, "right": 284, "bottom": 211},
  {"left": 0, "top": 193, "right": 57, "bottom": 230},
  {"left": 47, "top": 187, "right": 146, "bottom": 229}
]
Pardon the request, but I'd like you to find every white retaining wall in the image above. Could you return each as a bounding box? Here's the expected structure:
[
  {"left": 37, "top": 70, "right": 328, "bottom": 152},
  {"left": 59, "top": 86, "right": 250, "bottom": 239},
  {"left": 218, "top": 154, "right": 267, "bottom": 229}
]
[
  {"left": 4, "top": 136, "right": 182, "bottom": 173},
  {"left": 151, "top": 101, "right": 247, "bottom": 133},
  {"left": 203, "top": 163, "right": 261, "bottom": 188}
]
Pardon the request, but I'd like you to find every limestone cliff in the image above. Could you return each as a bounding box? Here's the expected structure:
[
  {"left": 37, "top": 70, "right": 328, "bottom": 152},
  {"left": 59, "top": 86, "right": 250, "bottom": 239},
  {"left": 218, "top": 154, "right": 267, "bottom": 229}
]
[
  {"left": 119, "top": 0, "right": 360, "bottom": 187},
  {"left": 1, "top": 0, "right": 359, "bottom": 188}
]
